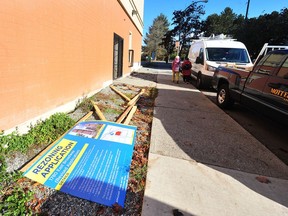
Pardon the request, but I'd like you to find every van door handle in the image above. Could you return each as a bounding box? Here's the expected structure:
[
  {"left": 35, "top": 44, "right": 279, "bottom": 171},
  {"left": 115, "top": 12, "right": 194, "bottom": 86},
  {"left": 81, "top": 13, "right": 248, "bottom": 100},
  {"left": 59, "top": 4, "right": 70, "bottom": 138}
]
[{"left": 268, "top": 83, "right": 281, "bottom": 88}]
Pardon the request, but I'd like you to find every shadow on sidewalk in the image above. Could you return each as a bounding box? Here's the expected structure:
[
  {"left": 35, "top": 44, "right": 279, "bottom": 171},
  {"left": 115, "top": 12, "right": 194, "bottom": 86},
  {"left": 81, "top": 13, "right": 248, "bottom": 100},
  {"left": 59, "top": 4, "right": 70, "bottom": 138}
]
[
  {"left": 142, "top": 197, "right": 196, "bottom": 216},
  {"left": 141, "top": 61, "right": 171, "bottom": 70},
  {"left": 130, "top": 68, "right": 288, "bottom": 210}
]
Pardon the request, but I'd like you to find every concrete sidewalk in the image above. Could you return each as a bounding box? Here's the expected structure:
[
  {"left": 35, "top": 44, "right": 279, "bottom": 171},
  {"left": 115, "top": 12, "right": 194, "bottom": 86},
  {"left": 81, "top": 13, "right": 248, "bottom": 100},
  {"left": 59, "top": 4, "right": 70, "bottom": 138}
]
[{"left": 131, "top": 68, "right": 288, "bottom": 216}]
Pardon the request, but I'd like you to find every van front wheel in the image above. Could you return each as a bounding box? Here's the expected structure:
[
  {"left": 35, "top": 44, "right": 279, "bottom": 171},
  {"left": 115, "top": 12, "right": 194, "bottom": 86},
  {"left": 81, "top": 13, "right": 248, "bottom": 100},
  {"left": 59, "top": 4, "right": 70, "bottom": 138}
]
[{"left": 196, "top": 73, "right": 203, "bottom": 89}]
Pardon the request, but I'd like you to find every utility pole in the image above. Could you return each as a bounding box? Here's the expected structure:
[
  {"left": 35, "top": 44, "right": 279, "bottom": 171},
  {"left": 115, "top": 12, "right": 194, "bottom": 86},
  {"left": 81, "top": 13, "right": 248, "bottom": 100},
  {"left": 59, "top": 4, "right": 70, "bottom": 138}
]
[{"left": 245, "top": 0, "right": 250, "bottom": 20}]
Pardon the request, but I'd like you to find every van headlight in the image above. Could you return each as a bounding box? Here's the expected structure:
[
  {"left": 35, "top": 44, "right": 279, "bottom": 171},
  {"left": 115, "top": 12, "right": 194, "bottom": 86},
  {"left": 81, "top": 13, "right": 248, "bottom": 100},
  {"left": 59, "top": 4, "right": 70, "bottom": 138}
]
[{"left": 207, "top": 65, "right": 217, "bottom": 72}]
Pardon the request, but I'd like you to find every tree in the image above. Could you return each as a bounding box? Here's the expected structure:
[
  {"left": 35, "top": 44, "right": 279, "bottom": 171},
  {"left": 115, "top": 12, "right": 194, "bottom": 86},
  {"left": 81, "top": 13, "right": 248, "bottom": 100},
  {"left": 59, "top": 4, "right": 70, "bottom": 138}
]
[
  {"left": 160, "top": 30, "right": 175, "bottom": 62},
  {"left": 201, "top": 7, "right": 243, "bottom": 37},
  {"left": 143, "top": 13, "right": 170, "bottom": 61},
  {"left": 171, "top": 1, "right": 206, "bottom": 57},
  {"left": 235, "top": 8, "right": 288, "bottom": 59},
  {"left": 200, "top": 7, "right": 288, "bottom": 60},
  {"left": 201, "top": 13, "right": 220, "bottom": 36}
]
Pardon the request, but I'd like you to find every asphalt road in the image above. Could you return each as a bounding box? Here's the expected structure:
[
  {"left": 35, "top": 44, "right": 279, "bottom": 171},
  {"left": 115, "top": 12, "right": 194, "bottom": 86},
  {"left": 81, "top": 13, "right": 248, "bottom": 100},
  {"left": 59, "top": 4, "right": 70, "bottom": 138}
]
[{"left": 196, "top": 83, "right": 288, "bottom": 166}]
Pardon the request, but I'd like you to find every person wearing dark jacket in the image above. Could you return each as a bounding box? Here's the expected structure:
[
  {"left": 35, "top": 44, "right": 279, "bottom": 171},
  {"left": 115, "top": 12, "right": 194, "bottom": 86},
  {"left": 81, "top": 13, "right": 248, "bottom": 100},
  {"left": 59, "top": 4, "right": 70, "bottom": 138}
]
[{"left": 181, "top": 58, "right": 192, "bottom": 83}]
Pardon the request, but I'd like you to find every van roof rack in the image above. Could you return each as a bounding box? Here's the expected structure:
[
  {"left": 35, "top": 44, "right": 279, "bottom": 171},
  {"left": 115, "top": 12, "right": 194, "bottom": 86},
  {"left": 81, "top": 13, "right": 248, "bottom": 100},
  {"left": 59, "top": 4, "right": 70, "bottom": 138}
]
[{"left": 197, "top": 33, "right": 236, "bottom": 41}]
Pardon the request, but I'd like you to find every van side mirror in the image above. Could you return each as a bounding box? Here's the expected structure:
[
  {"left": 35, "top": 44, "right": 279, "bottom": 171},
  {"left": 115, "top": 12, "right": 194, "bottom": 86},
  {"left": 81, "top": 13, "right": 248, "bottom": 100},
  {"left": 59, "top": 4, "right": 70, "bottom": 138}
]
[{"left": 196, "top": 56, "right": 203, "bottom": 65}]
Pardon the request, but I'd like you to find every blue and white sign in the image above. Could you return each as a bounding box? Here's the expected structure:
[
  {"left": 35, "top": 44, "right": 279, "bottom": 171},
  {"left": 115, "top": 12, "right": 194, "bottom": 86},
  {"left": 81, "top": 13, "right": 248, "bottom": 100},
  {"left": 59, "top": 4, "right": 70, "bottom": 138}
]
[{"left": 24, "top": 121, "right": 137, "bottom": 207}]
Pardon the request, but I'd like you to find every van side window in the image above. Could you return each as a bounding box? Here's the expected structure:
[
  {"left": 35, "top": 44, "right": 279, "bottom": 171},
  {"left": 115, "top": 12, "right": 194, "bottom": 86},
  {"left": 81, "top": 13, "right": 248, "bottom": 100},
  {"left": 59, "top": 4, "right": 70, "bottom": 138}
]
[
  {"left": 198, "top": 48, "right": 204, "bottom": 64},
  {"left": 277, "top": 57, "right": 288, "bottom": 78}
]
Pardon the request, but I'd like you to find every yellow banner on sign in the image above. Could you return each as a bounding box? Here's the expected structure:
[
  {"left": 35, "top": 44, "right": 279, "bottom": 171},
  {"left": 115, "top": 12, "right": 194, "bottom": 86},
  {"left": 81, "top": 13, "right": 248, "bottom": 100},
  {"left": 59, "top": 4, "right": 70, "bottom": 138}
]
[
  {"left": 55, "top": 143, "right": 89, "bottom": 190},
  {"left": 25, "top": 139, "right": 77, "bottom": 184}
]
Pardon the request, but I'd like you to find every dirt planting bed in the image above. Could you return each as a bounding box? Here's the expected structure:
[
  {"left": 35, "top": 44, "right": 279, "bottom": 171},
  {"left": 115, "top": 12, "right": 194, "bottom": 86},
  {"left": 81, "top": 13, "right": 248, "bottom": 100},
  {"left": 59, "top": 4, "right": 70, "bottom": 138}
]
[{"left": 5, "top": 72, "right": 158, "bottom": 215}]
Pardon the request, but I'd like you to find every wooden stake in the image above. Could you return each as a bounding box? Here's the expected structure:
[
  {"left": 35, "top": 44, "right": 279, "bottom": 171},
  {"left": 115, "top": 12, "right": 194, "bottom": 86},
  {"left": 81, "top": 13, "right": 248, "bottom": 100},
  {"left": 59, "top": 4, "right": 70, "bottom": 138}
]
[
  {"left": 20, "top": 111, "right": 93, "bottom": 172},
  {"left": 110, "top": 85, "right": 131, "bottom": 102},
  {"left": 91, "top": 100, "right": 107, "bottom": 121},
  {"left": 123, "top": 106, "right": 137, "bottom": 125}
]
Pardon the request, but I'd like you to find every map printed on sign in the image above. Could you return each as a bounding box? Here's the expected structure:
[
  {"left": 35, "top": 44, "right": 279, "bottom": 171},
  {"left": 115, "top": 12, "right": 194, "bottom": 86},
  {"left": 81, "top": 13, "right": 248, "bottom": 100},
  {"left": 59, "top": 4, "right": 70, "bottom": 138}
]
[{"left": 23, "top": 121, "right": 137, "bottom": 207}]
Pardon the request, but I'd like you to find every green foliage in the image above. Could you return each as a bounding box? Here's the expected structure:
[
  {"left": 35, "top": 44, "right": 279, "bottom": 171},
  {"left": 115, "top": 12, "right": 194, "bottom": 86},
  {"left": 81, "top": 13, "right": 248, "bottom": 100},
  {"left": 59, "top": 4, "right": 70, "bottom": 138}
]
[
  {"left": 201, "top": 7, "right": 245, "bottom": 38},
  {"left": 0, "top": 113, "right": 75, "bottom": 215},
  {"left": 76, "top": 96, "right": 94, "bottom": 113},
  {"left": 158, "top": 4, "right": 288, "bottom": 65},
  {"left": 0, "top": 131, "right": 37, "bottom": 154},
  {"left": 169, "top": 53, "right": 177, "bottom": 61},
  {"left": 0, "top": 113, "right": 76, "bottom": 155},
  {"left": 171, "top": 2, "right": 206, "bottom": 56},
  {"left": 200, "top": 7, "right": 288, "bottom": 59},
  {"left": 161, "top": 30, "right": 176, "bottom": 62},
  {"left": 0, "top": 171, "right": 33, "bottom": 216},
  {"left": 29, "top": 113, "right": 75, "bottom": 145},
  {"left": 104, "top": 108, "right": 122, "bottom": 115},
  {"left": 237, "top": 8, "right": 288, "bottom": 59},
  {"left": 143, "top": 13, "right": 170, "bottom": 60},
  {"left": 0, "top": 154, "right": 7, "bottom": 173},
  {"left": 131, "top": 164, "right": 147, "bottom": 192}
]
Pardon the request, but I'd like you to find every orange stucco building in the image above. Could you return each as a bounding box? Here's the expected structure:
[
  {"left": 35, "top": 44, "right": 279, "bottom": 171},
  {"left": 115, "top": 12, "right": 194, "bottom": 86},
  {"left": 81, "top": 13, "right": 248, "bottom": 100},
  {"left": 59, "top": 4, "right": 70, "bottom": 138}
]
[{"left": 0, "top": 0, "right": 144, "bottom": 134}]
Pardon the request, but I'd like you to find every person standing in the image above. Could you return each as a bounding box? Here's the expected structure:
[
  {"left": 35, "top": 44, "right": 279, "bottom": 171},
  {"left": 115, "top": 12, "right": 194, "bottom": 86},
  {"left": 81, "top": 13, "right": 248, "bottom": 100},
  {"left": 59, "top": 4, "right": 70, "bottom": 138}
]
[
  {"left": 172, "top": 56, "right": 181, "bottom": 84},
  {"left": 181, "top": 57, "right": 192, "bottom": 84}
]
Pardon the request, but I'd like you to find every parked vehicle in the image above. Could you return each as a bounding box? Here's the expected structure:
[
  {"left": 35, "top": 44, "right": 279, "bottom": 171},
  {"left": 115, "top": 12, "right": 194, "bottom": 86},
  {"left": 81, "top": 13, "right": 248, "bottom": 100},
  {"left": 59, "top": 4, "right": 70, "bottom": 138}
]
[
  {"left": 212, "top": 49, "right": 288, "bottom": 125},
  {"left": 188, "top": 34, "right": 253, "bottom": 89}
]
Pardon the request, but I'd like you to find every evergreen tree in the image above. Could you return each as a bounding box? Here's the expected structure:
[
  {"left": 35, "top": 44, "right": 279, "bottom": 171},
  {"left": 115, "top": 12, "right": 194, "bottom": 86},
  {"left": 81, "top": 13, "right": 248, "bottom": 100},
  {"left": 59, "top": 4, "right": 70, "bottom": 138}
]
[
  {"left": 201, "top": 7, "right": 243, "bottom": 37},
  {"left": 161, "top": 30, "right": 175, "bottom": 62},
  {"left": 143, "top": 13, "right": 169, "bottom": 61}
]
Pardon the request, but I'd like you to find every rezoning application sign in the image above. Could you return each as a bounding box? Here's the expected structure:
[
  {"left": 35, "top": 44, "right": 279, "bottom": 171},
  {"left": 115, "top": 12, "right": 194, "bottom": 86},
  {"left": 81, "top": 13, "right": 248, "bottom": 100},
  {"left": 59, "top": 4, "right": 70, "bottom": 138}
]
[{"left": 24, "top": 121, "right": 137, "bottom": 207}]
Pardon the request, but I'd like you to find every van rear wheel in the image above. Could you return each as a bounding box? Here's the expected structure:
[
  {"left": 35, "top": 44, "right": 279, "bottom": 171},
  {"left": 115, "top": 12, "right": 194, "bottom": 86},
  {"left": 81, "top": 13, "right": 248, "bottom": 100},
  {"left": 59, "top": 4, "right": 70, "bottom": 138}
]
[{"left": 196, "top": 73, "right": 202, "bottom": 89}]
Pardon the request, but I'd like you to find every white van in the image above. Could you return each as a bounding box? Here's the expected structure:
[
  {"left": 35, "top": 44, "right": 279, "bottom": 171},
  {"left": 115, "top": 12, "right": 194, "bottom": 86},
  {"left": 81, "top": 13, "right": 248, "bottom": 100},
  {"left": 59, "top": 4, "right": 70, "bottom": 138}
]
[{"left": 188, "top": 35, "right": 253, "bottom": 88}]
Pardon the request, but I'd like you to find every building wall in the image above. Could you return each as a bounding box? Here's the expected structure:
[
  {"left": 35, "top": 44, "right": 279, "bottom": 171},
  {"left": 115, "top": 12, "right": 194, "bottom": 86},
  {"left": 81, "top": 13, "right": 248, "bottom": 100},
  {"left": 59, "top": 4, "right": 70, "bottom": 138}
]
[{"left": 0, "top": 0, "right": 144, "bottom": 133}]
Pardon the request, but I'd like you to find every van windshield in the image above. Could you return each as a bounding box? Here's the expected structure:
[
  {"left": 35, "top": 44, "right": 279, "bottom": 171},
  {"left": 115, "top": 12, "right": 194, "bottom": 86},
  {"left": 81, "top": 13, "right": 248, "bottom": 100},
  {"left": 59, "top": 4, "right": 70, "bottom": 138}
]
[{"left": 206, "top": 48, "right": 250, "bottom": 63}]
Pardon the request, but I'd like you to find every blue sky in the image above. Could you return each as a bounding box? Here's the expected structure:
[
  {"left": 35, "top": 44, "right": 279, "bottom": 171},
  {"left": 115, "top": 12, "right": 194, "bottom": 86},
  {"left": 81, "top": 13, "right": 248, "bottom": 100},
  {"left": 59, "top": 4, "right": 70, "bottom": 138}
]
[{"left": 143, "top": 0, "right": 287, "bottom": 37}]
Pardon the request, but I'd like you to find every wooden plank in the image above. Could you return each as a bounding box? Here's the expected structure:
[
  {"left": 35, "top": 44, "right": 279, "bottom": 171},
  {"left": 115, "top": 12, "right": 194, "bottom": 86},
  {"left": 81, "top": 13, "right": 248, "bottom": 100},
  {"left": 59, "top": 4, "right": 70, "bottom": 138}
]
[
  {"left": 116, "top": 88, "right": 145, "bottom": 123},
  {"left": 116, "top": 105, "right": 134, "bottom": 123},
  {"left": 110, "top": 85, "right": 131, "bottom": 102},
  {"left": 91, "top": 101, "right": 107, "bottom": 121},
  {"left": 20, "top": 111, "right": 93, "bottom": 172},
  {"left": 123, "top": 106, "right": 137, "bottom": 125},
  {"left": 127, "top": 89, "right": 145, "bottom": 106},
  {"left": 78, "top": 111, "right": 94, "bottom": 122}
]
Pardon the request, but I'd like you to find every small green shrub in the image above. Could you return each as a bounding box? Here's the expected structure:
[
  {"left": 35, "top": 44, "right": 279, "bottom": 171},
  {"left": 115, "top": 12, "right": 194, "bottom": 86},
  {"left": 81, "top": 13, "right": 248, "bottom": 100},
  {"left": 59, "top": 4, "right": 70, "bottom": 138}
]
[
  {"left": 29, "top": 113, "right": 75, "bottom": 145},
  {"left": 0, "top": 113, "right": 76, "bottom": 155},
  {"left": 0, "top": 171, "right": 33, "bottom": 216},
  {"left": 0, "top": 112, "right": 76, "bottom": 215}
]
